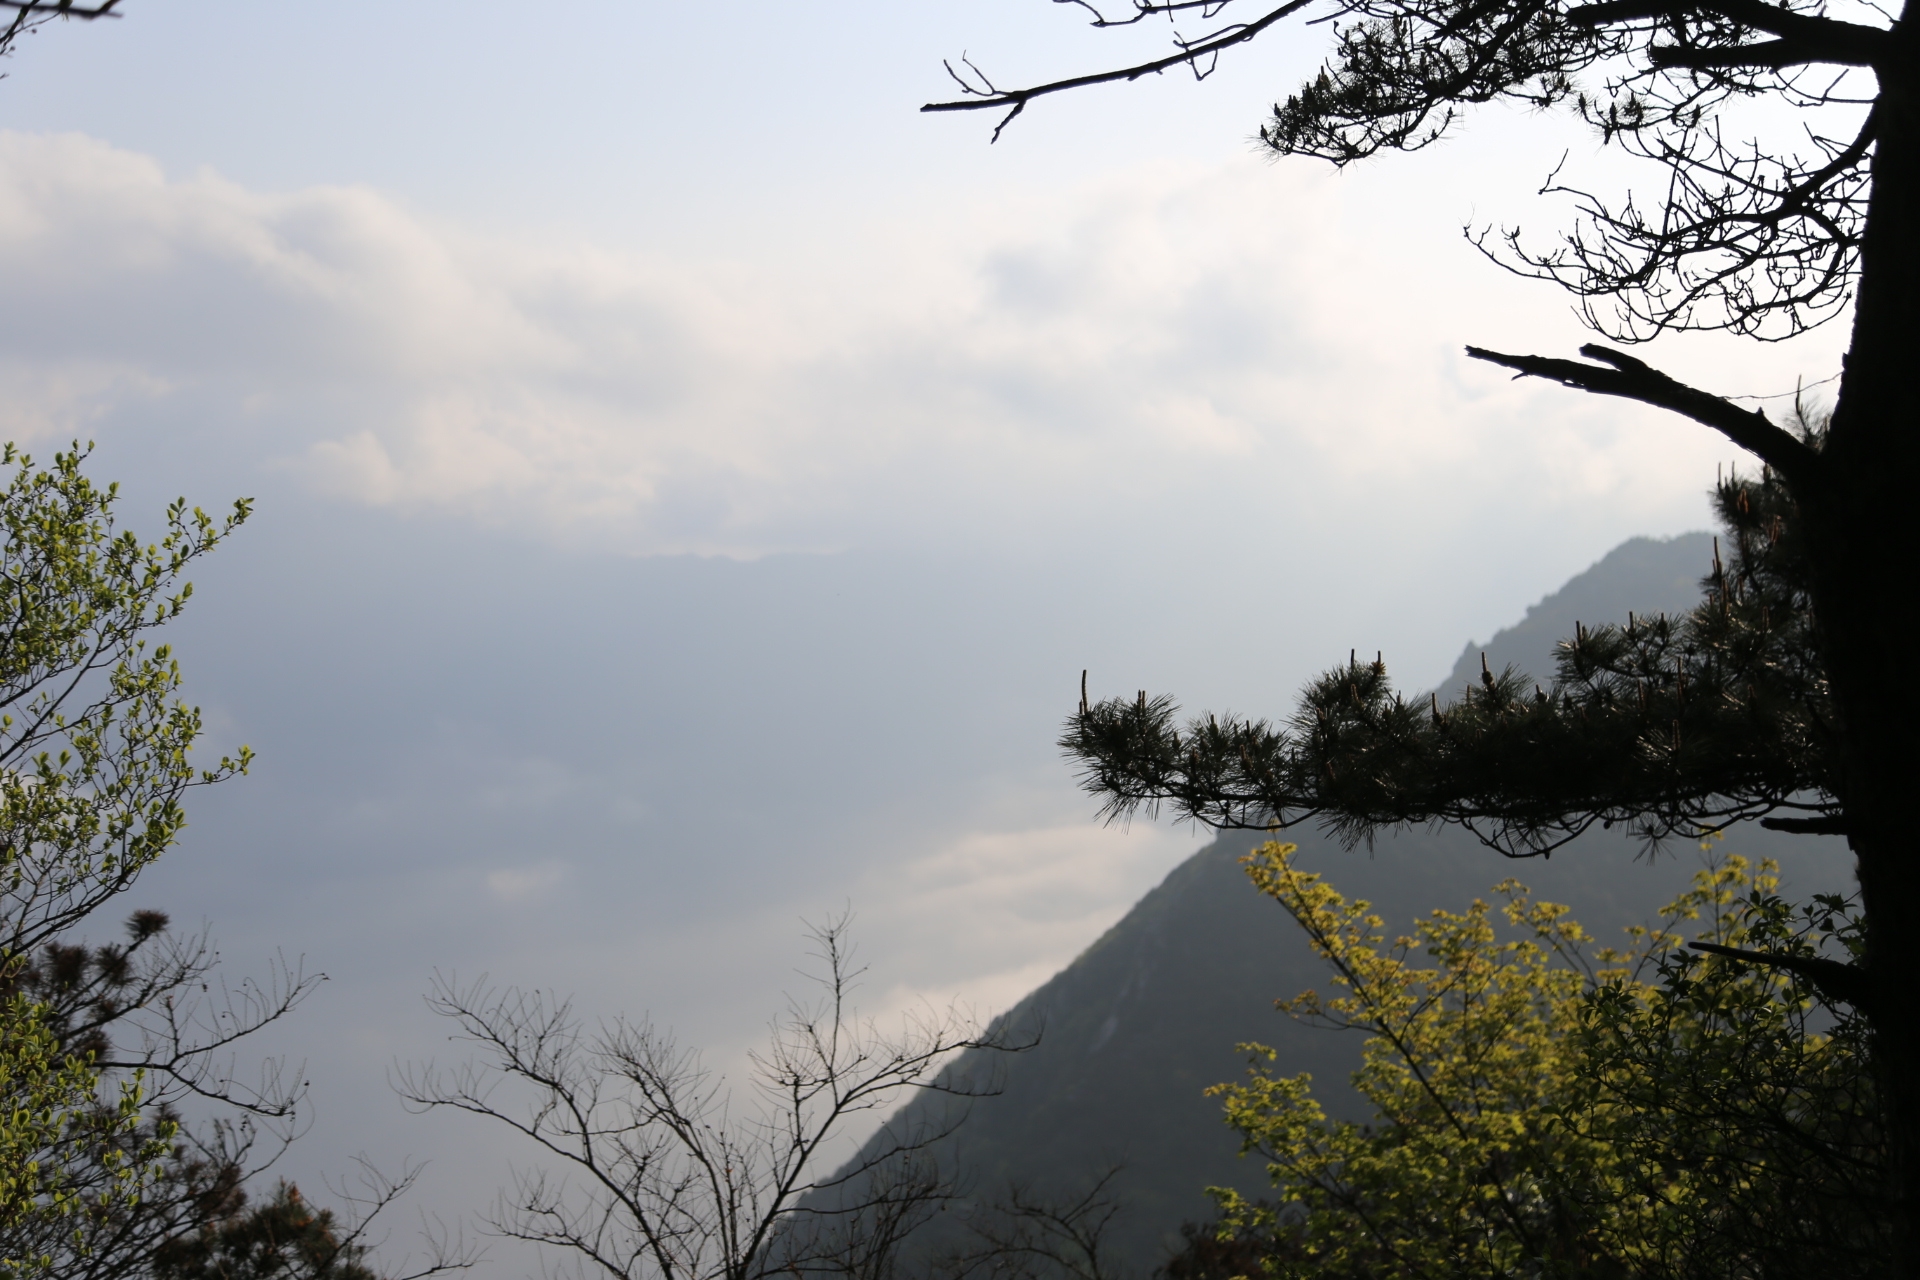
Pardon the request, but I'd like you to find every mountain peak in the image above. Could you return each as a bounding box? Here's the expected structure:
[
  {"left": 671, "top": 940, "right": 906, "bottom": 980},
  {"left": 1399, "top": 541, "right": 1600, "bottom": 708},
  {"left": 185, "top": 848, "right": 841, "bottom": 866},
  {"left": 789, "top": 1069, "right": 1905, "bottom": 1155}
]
[{"left": 1437, "top": 532, "right": 1712, "bottom": 695}]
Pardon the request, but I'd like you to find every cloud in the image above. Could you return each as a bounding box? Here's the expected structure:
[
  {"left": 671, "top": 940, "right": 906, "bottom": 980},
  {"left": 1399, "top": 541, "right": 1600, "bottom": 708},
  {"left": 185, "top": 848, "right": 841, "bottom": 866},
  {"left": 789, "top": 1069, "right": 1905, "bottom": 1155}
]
[
  {"left": 0, "top": 130, "right": 1848, "bottom": 560},
  {"left": 829, "top": 820, "right": 1204, "bottom": 1025},
  {"left": 0, "top": 358, "right": 169, "bottom": 441},
  {"left": 484, "top": 861, "right": 569, "bottom": 903}
]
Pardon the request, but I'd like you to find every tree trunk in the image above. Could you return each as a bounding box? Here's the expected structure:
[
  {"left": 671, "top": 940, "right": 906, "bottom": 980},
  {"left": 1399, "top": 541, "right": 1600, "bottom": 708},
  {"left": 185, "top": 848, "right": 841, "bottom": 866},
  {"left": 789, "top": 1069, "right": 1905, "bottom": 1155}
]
[{"left": 1802, "top": 38, "right": 1920, "bottom": 1276}]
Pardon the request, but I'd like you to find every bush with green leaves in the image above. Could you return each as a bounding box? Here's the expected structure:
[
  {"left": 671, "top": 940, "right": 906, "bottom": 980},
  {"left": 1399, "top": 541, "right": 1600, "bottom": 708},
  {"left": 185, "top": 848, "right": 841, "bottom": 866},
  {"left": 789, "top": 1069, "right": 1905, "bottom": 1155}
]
[{"left": 1192, "top": 841, "right": 1883, "bottom": 1279}]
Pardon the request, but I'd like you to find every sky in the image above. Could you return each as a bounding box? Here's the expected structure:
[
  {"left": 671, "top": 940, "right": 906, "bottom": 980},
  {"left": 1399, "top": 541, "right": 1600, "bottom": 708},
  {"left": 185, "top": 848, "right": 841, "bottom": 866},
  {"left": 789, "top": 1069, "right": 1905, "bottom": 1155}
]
[{"left": 0, "top": 2, "right": 1851, "bottom": 1274}]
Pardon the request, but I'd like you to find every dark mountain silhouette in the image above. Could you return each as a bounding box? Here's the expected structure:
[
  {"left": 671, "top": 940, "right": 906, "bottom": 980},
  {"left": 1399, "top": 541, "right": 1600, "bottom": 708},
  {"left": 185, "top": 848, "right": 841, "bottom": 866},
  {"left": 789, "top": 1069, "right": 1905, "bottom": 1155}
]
[{"left": 829, "top": 532, "right": 1852, "bottom": 1270}]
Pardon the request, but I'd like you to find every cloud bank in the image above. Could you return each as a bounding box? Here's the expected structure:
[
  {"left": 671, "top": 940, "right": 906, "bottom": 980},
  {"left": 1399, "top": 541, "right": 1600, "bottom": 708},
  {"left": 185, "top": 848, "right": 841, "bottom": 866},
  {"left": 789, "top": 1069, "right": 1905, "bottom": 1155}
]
[
  {"left": 0, "top": 130, "right": 1841, "bottom": 561},
  {"left": 0, "top": 127, "right": 1854, "bottom": 1278}
]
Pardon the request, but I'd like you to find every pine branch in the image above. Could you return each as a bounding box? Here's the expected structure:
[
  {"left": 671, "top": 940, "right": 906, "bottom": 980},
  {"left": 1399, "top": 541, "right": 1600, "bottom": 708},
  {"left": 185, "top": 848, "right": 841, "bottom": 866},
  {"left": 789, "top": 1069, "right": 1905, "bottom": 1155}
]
[
  {"left": 1649, "top": 37, "right": 1881, "bottom": 69},
  {"left": 920, "top": 0, "right": 1315, "bottom": 139},
  {"left": 1566, "top": 0, "right": 1887, "bottom": 53},
  {"left": 1688, "top": 940, "right": 1875, "bottom": 1013},
  {"left": 1066, "top": 466, "right": 1832, "bottom": 861},
  {"left": 1464, "top": 344, "right": 1820, "bottom": 480}
]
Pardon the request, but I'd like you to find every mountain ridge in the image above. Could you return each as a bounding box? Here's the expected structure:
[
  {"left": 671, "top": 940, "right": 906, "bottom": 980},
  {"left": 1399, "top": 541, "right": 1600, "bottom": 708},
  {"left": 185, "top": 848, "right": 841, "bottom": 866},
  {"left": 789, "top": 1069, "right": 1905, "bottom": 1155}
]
[{"left": 825, "top": 529, "right": 1847, "bottom": 1269}]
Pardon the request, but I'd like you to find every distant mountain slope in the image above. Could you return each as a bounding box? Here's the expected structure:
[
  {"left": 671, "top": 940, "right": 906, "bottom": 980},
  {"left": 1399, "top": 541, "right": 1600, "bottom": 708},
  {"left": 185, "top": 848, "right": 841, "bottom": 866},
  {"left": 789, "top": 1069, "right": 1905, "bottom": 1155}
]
[
  {"left": 828, "top": 531, "right": 1848, "bottom": 1271},
  {"left": 1437, "top": 533, "right": 1714, "bottom": 695}
]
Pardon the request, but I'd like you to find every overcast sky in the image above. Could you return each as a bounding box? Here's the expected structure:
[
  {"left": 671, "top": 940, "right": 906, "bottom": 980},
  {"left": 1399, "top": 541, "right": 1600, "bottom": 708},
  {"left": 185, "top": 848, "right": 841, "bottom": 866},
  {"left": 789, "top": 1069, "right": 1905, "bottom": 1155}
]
[{"left": 1, "top": 3, "right": 1848, "bottom": 1274}]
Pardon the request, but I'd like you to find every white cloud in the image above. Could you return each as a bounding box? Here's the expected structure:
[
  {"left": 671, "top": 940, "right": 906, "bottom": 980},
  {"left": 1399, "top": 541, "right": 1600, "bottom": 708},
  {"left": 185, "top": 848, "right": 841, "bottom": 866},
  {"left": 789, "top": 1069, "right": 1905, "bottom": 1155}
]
[
  {"left": 0, "top": 130, "right": 1848, "bottom": 561},
  {"left": 0, "top": 357, "right": 168, "bottom": 441},
  {"left": 833, "top": 819, "right": 1205, "bottom": 1025}
]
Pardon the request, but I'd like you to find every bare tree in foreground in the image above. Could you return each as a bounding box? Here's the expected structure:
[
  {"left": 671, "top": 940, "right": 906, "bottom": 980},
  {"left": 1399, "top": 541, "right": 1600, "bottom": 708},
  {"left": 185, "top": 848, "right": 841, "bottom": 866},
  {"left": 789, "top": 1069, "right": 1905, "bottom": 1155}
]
[{"left": 397, "top": 919, "right": 1025, "bottom": 1280}]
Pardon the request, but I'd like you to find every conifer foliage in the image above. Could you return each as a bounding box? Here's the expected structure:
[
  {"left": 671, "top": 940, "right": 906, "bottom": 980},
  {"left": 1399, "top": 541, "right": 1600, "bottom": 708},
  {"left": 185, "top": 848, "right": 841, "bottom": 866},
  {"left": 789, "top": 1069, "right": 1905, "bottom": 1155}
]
[
  {"left": 1062, "top": 432, "right": 1827, "bottom": 858},
  {"left": 940, "top": 0, "right": 1920, "bottom": 1258},
  {"left": 152, "top": 1182, "right": 381, "bottom": 1280},
  {"left": 933, "top": 0, "right": 1920, "bottom": 1256}
]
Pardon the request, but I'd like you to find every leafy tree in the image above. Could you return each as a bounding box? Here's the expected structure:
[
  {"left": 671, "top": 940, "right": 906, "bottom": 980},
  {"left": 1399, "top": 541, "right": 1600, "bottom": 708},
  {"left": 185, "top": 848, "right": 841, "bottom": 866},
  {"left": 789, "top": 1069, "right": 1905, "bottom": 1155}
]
[
  {"left": 0, "top": 444, "right": 454, "bottom": 1280},
  {"left": 1570, "top": 879, "right": 1885, "bottom": 1277},
  {"left": 0, "top": 982, "right": 153, "bottom": 1276},
  {"left": 1185, "top": 841, "right": 1883, "bottom": 1278},
  {"left": 0, "top": 442, "right": 249, "bottom": 1274},
  {"left": 1208, "top": 842, "right": 1617, "bottom": 1277},
  {"left": 1159, "top": 1216, "right": 1311, "bottom": 1280},
  {"left": 933, "top": 0, "right": 1920, "bottom": 1263},
  {"left": 0, "top": 443, "right": 251, "bottom": 958}
]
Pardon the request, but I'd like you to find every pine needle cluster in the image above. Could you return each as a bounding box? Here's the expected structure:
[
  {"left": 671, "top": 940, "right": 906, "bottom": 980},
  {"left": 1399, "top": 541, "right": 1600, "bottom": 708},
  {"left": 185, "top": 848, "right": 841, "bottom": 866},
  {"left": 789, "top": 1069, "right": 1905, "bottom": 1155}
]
[{"left": 1062, "top": 424, "right": 1834, "bottom": 859}]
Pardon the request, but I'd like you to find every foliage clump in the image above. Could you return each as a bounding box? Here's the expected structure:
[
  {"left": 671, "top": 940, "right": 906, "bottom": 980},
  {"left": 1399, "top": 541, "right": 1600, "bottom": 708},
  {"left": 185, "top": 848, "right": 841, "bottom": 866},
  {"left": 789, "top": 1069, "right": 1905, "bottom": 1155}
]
[
  {"left": 1192, "top": 841, "right": 1885, "bottom": 1279},
  {"left": 151, "top": 1181, "right": 381, "bottom": 1280},
  {"left": 0, "top": 443, "right": 249, "bottom": 1277},
  {"left": 0, "top": 445, "right": 447, "bottom": 1279},
  {"left": 1064, "top": 435, "right": 1831, "bottom": 859}
]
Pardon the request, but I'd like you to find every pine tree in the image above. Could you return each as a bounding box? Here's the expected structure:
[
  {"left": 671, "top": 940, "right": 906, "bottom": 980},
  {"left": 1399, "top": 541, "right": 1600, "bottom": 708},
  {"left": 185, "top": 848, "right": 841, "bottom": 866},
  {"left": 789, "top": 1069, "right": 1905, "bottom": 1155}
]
[
  {"left": 927, "top": 0, "right": 1918, "bottom": 1265},
  {"left": 1059, "top": 422, "right": 1895, "bottom": 1263},
  {"left": 151, "top": 1182, "right": 380, "bottom": 1280}
]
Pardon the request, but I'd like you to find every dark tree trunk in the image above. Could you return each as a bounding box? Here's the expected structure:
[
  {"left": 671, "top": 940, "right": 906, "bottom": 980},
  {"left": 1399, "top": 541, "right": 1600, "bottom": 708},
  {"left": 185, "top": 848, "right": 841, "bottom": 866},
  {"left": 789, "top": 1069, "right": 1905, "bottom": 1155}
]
[{"left": 1802, "top": 33, "right": 1920, "bottom": 1276}]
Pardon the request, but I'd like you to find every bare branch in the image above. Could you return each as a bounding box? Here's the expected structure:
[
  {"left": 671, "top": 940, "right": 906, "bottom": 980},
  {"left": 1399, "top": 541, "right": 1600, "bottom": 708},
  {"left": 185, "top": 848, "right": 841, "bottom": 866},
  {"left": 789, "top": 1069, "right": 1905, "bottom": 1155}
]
[
  {"left": 942, "top": 1169, "right": 1130, "bottom": 1280},
  {"left": 933, "top": 0, "right": 1887, "bottom": 338},
  {"left": 0, "top": 0, "right": 121, "bottom": 14},
  {"left": 399, "top": 919, "right": 1030, "bottom": 1280},
  {"left": 1689, "top": 940, "right": 1876, "bottom": 1014},
  {"left": 1463, "top": 343, "right": 1819, "bottom": 479},
  {"left": 922, "top": 0, "right": 1317, "bottom": 137},
  {"left": 1649, "top": 37, "right": 1880, "bottom": 70}
]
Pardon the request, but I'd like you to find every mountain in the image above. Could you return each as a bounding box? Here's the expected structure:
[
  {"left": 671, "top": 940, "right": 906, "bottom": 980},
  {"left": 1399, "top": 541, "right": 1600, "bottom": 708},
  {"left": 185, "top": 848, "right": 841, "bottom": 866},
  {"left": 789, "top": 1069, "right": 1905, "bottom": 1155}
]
[
  {"left": 827, "top": 532, "right": 1851, "bottom": 1270},
  {"left": 1437, "top": 532, "right": 1715, "bottom": 696}
]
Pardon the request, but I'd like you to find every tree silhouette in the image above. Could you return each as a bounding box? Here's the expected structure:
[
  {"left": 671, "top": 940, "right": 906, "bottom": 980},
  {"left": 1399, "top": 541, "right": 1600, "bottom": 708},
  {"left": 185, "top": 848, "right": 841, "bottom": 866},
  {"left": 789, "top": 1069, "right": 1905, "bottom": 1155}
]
[
  {"left": 929, "top": 0, "right": 1919, "bottom": 1270},
  {"left": 0, "top": 1, "right": 121, "bottom": 65}
]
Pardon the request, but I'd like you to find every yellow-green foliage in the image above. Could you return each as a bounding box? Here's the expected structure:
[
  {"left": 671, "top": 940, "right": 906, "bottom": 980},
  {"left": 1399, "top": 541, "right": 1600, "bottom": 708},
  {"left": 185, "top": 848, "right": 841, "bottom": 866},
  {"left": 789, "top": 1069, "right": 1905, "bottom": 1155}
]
[
  {"left": 0, "top": 443, "right": 245, "bottom": 1277},
  {"left": 0, "top": 984, "right": 162, "bottom": 1280},
  {"left": 0, "top": 443, "right": 252, "bottom": 958},
  {"left": 1206, "top": 842, "right": 1881, "bottom": 1280},
  {"left": 0, "top": 990, "right": 97, "bottom": 1229}
]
